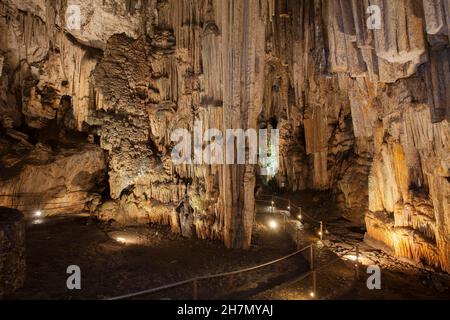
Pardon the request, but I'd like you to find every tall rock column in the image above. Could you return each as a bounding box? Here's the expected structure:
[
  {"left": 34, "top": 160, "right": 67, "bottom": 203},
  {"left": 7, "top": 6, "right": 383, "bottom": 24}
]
[{"left": 219, "top": 0, "right": 267, "bottom": 249}]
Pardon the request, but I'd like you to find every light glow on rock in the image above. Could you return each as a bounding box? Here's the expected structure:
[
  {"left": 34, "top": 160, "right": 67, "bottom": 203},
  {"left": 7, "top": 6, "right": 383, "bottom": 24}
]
[
  {"left": 116, "top": 237, "right": 127, "bottom": 244},
  {"left": 268, "top": 220, "right": 278, "bottom": 230}
]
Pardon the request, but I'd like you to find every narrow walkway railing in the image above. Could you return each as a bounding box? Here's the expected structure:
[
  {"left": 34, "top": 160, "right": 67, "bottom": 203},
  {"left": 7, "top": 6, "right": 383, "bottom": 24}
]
[
  {"left": 106, "top": 244, "right": 314, "bottom": 300},
  {"left": 257, "top": 194, "right": 322, "bottom": 227},
  {"left": 106, "top": 193, "right": 363, "bottom": 300},
  {"left": 257, "top": 193, "right": 363, "bottom": 296},
  {"left": 4, "top": 190, "right": 361, "bottom": 299}
]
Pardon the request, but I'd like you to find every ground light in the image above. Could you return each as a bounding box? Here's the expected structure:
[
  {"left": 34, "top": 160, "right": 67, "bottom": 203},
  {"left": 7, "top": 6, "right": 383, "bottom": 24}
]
[
  {"left": 298, "top": 214, "right": 302, "bottom": 220},
  {"left": 109, "top": 231, "right": 148, "bottom": 245},
  {"left": 344, "top": 254, "right": 363, "bottom": 263},
  {"left": 310, "top": 291, "right": 315, "bottom": 298},
  {"left": 32, "top": 210, "right": 44, "bottom": 225},
  {"left": 115, "top": 237, "right": 127, "bottom": 244},
  {"left": 268, "top": 219, "right": 278, "bottom": 230}
]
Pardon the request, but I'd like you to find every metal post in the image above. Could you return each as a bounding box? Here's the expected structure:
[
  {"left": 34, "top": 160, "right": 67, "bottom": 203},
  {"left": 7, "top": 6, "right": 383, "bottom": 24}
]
[
  {"left": 284, "top": 215, "right": 287, "bottom": 232},
  {"left": 355, "top": 245, "right": 360, "bottom": 280},
  {"left": 192, "top": 278, "right": 198, "bottom": 300},
  {"left": 310, "top": 245, "right": 316, "bottom": 299},
  {"left": 312, "top": 270, "right": 317, "bottom": 298},
  {"left": 271, "top": 196, "right": 274, "bottom": 213},
  {"left": 296, "top": 228, "right": 300, "bottom": 249},
  {"left": 319, "top": 221, "right": 323, "bottom": 241}
]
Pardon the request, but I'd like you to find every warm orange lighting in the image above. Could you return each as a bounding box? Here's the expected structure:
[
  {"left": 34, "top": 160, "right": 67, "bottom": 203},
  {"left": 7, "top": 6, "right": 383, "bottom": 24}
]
[
  {"left": 344, "top": 254, "right": 363, "bottom": 263},
  {"left": 116, "top": 237, "right": 127, "bottom": 244},
  {"left": 268, "top": 220, "right": 278, "bottom": 230}
]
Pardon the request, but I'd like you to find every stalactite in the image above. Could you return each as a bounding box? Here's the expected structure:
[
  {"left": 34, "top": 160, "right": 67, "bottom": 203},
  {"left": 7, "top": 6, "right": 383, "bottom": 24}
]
[{"left": 0, "top": 0, "right": 449, "bottom": 272}]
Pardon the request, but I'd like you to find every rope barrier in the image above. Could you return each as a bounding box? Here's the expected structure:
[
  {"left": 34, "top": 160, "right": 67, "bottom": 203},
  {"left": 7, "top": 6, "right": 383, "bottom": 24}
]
[
  {"left": 257, "top": 193, "right": 354, "bottom": 245},
  {"left": 257, "top": 194, "right": 363, "bottom": 280},
  {"left": 2, "top": 191, "right": 359, "bottom": 299},
  {"left": 105, "top": 244, "right": 314, "bottom": 300},
  {"left": 106, "top": 192, "right": 362, "bottom": 301},
  {"left": 256, "top": 195, "right": 322, "bottom": 226}
]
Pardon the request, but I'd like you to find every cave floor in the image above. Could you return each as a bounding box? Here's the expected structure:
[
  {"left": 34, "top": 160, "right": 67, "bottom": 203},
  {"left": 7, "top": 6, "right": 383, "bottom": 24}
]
[
  {"left": 7, "top": 189, "right": 450, "bottom": 300},
  {"left": 253, "top": 190, "right": 450, "bottom": 300},
  {"left": 251, "top": 241, "right": 450, "bottom": 300},
  {"left": 9, "top": 214, "right": 309, "bottom": 300}
]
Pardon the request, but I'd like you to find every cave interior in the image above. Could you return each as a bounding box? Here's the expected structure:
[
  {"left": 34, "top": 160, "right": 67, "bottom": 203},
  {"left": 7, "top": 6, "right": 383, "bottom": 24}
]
[{"left": 0, "top": 0, "right": 449, "bottom": 300}]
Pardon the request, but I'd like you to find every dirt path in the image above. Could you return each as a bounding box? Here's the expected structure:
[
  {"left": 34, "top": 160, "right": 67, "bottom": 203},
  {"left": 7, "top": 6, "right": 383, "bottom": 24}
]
[
  {"left": 11, "top": 190, "right": 448, "bottom": 300},
  {"left": 10, "top": 214, "right": 309, "bottom": 300},
  {"left": 251, "top": 191, "right": 450, "bottom": 300}
]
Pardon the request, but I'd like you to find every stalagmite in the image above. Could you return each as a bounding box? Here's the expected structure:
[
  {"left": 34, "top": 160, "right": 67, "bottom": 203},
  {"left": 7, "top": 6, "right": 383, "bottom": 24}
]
[
  {"left": 0, "top": 0, "right": 449, "bottom": 273},
  {"left": 218, "top": 0, "right": 268, "bottom": 249}
]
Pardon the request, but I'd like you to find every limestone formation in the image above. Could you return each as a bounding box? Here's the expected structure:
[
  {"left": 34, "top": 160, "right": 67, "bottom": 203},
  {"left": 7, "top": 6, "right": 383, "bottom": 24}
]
[
  {"left": 0, "top": 139, "right": 106, "bottom": 215},
  {"left": 0, "top": 0, "right": 448, "bottom": 272}
]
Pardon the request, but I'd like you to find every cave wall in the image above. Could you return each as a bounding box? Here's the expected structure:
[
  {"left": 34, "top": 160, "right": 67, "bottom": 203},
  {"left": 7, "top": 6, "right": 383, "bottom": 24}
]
[
  {"left": 0, "top": 0, "right": 270, "bottom": 249},
  {"left": 92, "top": 0, "right": 268, "bottom": 249},
  {"left": 263, "top": 0, "right": 449, "bottom": 272},
  {"left": 0, "top": 0, "right": 449, "bottom": 271}
]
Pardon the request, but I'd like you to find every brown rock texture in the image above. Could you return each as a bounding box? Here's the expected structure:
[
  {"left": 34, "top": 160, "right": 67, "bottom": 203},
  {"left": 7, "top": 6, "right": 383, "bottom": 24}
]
[
  {"left": 0, "top": 139, "right": 106, "bottom": 215},
  {"left": 0, "top": 207, "right": 25, "bottom": 298},
  {"left": 0, "top": 0, "right": 449, "bottom": 271}
]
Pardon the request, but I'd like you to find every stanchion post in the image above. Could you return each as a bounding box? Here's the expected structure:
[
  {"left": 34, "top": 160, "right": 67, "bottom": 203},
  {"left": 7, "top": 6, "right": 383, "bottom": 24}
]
[
  {"left": 192, "top": 278, "right": 198, "bottom": 300},
  {"left": 296, "top": 228, "right": 300, "bottom": 249},
  {"left": 310, "top": 244, "right": 316, "bottom": 299},
  {"left": 312, "top": 270, "right": 317, "bottom": 298},
  {"left": 355, "top": 245, "right": 360, "bottom": 280},
  {"left": 320, "top": 221, "right": 323, "bottom": 240}
]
